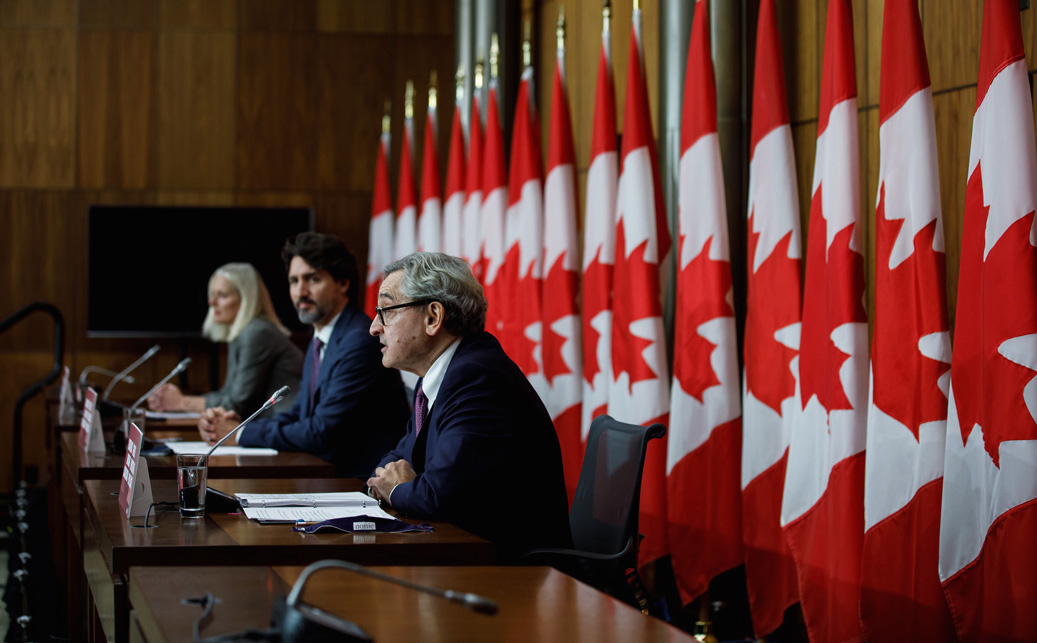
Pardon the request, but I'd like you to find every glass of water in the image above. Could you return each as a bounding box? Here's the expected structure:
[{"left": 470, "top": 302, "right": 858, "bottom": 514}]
[{"left": 176, "top": 454, "right": 208, "bottom": 518}]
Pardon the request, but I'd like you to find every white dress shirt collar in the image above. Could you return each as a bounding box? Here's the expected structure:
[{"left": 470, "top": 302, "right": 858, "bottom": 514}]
[{"left": 420, "top": 337, "right": 462, "bottom": 411}]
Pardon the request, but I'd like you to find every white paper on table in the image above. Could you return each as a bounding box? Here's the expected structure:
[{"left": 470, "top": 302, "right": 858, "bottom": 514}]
[
  {"left": 163, "top": 441, "right": 278, "bottom": 456},
  {"left": 242, "top": 504, "right": 397, "bottom": 523}
]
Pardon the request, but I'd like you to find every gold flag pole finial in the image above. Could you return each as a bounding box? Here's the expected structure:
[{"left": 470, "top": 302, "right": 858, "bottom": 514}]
[
  {"left": 603, "top": 0, "right": 611, "bottom": 32},
  {"left": 381, "top": 100, "right": 391, "bottom": 135},
  {"left": 522, "top": 20, "right": 532, "bottom": 68},
  {"left": 633, "top": 0, "right": 640, "bottom": 12},
  {"left": 490, "top": 33, "right": 499, "bottom": 80},
  {"left": 404, "top": 80, "right": 414, "bottom": 120},
  {"left": 557, "top": 6, "right": 566, "bottom": 52},
  {"left": 474, "top": 57, "right": 484, "bottom": 90},
  {"left": 455, "top": 64, "right": 465, "bottom": 103},
  {"left": 428, "top": 70, "right": 438, "bottom": 111}
]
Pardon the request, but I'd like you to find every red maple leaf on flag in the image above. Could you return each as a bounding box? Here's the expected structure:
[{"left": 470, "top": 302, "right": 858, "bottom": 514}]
[
  {"left": 581, "top": 253, "right": 612, "bottom": 386},
  {"left": 673, "top": 236, "right": 733, "bottom": 402},
  {"left": 744, "top": 209, "right": 801, "bottom": 415},
  {"left": 799, "top": 189, "right": 867, "bottom": 412},
  {"left": 872, "top": 185, "right": 949, "bottom": 440},
  {"left": 952, "top": 165, "right": 1037, "bottom": 467},
  {"left": 542, "top": 255, "right": 578, "bottom": 384},
  {"left": 612, "top": 219, "right": 662, "bottom": 393}
]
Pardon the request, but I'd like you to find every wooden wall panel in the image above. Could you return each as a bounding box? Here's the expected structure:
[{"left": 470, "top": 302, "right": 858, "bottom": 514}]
[
  {"left": 0, "top": 29, "right": 76, "bottom": 188},
  {"left": 236, "top": 33, "right": 316, "bottom": 190},
  {"left": 157, "top": 31, "right": 236, "bottom": 189},
  {"left": 316, "top": 35, "right": 396, "bottom": 192},
  {"left": 791, "top": 121, "right": 817, "bottom": 237},
  {"left": 79, "top": 0, "right": 156, "bottom": 29},
  {"left": 862, "top": 0, "right": 881, "bottom": 109},
  {"left": 0, "top": 0, "right": 77, "bottom": 26},
  {"left": 923, "top": 1, "right": 981, "bottom": 93},
  {"left": 397, "top": 0, "right": 454, "bottom": 36},
  {"left": 314, "top": 193, "right": 374, "bottom": 275},
  {"left": 317, "top": 0, "right": 396, "bottom": 34},
  {"left": 240, "top": 0, "right": 316, "bottom": 32},
  {"left": 77, "top": 31, "right": 156, "bottom": 189},
  {"left": 160, "top": 0, "right": 237, "bottom": 30},
  {"left": 784, "top": 0, "right": 819, "bottom": 123}
]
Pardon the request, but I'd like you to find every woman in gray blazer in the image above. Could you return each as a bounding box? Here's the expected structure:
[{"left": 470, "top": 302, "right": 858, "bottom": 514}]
[{"left": 148, "top": 263, "right": 303, "bottom": 415}]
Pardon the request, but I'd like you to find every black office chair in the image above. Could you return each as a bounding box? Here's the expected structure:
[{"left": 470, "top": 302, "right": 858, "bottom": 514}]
[{"left": 524, "top": 414, "right": 666, "bottom": 613}]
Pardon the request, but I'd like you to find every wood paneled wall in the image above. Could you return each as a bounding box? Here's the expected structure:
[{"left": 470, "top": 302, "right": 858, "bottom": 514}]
[
  {"left": 0, "top": 0, "right": 455, "bottom": 491},
  {"left": 529, "top": 0, "right": 1036, "bottom": 360}
]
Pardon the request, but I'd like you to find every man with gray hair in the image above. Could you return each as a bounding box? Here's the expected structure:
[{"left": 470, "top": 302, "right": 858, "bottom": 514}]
[{"left": 367, "top": 252, "right": 571, "bottom": 559}]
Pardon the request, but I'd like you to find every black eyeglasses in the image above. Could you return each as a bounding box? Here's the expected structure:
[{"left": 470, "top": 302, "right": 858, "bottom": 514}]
[{"left": 375, "top": 300, "right": 432, "bottom": 326}]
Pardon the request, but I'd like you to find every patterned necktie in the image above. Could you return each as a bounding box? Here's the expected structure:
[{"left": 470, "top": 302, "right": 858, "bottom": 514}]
[
  {"left": 414, "top": 387, "right": 429, "bottom": 435},
  {"left": 309, "top": 337, "right": 323, "bottom": 408}
]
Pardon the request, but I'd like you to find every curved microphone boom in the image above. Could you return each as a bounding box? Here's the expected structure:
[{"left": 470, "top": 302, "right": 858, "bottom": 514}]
[
  {"left": 129, "top": 357, "right": 192, "bottom": 412},
  {"left": 276, "top": 559, "right": 497, "bottom": 642},
  {"left": 101, "top": 344, "right": 161, "bottom": 400},
  {"left": 205, "top": 385, "right": 290, "bottom": 455},
  {"left": 78, "top": 366, "right": 135, "bottom": 387}
]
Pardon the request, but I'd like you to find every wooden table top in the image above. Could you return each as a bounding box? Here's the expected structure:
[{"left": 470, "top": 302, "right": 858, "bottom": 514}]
[
  {"left": 61, "top": 431, "right": 336, "bottom": 481},
  {"left": 83, "top": 478, "right": 495, "bottom": 575},
  {"left": 129, "top": 565, "right": 694, "bottom": 642}
]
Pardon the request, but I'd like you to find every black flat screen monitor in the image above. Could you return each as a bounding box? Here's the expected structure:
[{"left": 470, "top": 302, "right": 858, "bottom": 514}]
[{"left": 88, "top": 205, "right": 313, "bottom": 338}]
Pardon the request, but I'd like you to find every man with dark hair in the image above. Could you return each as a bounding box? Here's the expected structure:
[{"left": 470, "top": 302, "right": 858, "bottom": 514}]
[
  {"left": 366, "top": 251, "right": 571, "bottom": 559},
  {"left": 200, "top": 232, "right": 409, "bottom": 477}
]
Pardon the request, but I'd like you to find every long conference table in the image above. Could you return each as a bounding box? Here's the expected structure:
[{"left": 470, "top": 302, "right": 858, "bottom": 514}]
[
  {"left": 81, "top": 477, "right": 495, "bottom": 643},
  {"left": 128, "top": 565, "right": 695, "bottom": 642}
]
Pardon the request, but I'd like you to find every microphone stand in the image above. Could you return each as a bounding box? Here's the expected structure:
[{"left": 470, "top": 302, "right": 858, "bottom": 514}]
[
  {"left": 112, "top": 358, "right": 191, "bottom": 453},
  {"left": 205, "top": 385, "right": 290, "bottom": 456},
  {"left": 273, "top": 559, "right": 498, "bottom": 642},
  {"left": 102, "top": 344, "right": 161, "bottom": 400}
]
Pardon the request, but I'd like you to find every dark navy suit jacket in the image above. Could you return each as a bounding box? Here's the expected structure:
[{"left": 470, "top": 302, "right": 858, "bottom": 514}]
[
  {"left": 239, "top": 305, "right": 408, "bottom": 477},
  {"left": 376, "top": 331, "right": 572, "bottom": 560}
]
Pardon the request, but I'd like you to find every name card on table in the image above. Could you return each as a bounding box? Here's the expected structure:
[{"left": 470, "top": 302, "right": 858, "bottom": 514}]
[
  {"left": 78, "top": 387, "right": 105, "bottom": 454},
  {"left": 58, "top": 366, "right": 77, "bottom": 424},
  {"left": 118, "top": 422, "right": 153, "bottom": 519}
]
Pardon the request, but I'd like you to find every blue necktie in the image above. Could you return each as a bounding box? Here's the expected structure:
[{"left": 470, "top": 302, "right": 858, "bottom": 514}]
[{"left": 309, "top": 337, "right": 323, "bottom": 408}]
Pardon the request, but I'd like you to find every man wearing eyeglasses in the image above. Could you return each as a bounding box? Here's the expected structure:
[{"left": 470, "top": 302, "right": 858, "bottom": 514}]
[
  {"left": 199, "top": 232, "right": 409, "bottom": 477},
  {"left": 366, "top": 251, "right": 571, "bottom": 559}
]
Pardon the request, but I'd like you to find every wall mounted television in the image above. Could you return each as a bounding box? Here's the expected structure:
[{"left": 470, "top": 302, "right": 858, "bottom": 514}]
[{"left": 88, "top": 205, "right": 314, "bottom": 338}]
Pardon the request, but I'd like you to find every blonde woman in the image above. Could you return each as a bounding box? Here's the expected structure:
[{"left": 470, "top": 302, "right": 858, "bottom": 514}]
[{"left": 148, "top": 263, "right": 302, "bottom": 415}]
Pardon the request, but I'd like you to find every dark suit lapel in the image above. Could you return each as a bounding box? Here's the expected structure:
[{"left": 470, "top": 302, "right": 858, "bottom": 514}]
[{"left": 311, "top": 306, "right": 353, "bottom": 412}]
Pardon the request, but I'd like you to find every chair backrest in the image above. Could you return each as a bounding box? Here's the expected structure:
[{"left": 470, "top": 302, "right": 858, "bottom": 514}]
[{"left": 568, "top": 414, "right": 666, "bottom": 557}]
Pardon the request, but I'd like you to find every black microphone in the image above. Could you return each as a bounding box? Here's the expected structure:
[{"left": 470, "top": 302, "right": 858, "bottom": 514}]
[
  {"left": 129, "top": 357, "right": 192, "bottom": 413},
  {"left": 78, "top": 366, "right": 135, "bottom": 387},
  {"left": 274, "top": 559, "right": 497, "bottom": 642},
  {"left": 205, "top": 385, "right": 290, "bottom": 455},
  {"left": 101, "top": 344, "right": 161, "bottom": 400}
]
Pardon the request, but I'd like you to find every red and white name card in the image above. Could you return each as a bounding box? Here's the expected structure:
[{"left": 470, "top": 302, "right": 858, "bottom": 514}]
[
  {"left": 78, "top": 388, "right": 105, "bottom": 454},
  {"left": 118, "top": 422, "right": 153, "bottom": 519}
]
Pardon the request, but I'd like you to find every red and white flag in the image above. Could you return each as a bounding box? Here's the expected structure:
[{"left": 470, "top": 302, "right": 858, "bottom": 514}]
[
  {"left": 861, "top": 1, "right": 954, "bottom": 640},
  {"left": 441, "top": 78, "right": 466, "bottom": 258},
  {"left": 501, "top": 64, "right": 544, "bottom": 382},
  {"left": 581, "top": 11, "right": 618, "bottom": 450},
  {"left": 609, "top": 4, "right": 671, "bottom": 567},
  {"left": 417, "top": 83, "right": 442, "bottom": 253},
  {"left": 480, "top": 71, "right": 508, "bottom": 338},
  {"left": 940, "top": 2, "right": 1037, "bottom": 640},
  {"left": 365, "top": 117, "right": 394, "bottom": 319},
  {"left": 780, "top": 1, "right": 868, "bottom": 641},
  {"left": 667, "top": 0, "right": 742, "bottom": 605},
  {"left": 393, "top": 94, "right": 417, "bottom": 261},
  {"left": 543, "top": 33, "right": 583, "bottom": 503},
  {"left": 740, "top": 0, "right": 801, "bottom": 634},
  {"left": 462, "top": 90, "right": 483, "bottom": 271}
]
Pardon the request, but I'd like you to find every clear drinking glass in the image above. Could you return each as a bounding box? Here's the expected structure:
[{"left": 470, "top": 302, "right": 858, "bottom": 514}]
[{"left": 176, "top": 454, "right": 208, "bottom": 518}]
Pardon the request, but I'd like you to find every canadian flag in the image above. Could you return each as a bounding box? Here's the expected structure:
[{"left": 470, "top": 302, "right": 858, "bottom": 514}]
[
  {"left": 500, "top": 65, "right": 544, "bottom": 382},
  {"left": 441, "top": 82, "right": 466, "bottom": 258},
  {"left": 860, "top": 0, "right": 955, "bottom": 640},
  {"left": 365, "top": 120, "right": 394, "bottom": 319},
  {"left": 667, "top": 0, "right": 742, "bottom": 605},
  {"left": 940, "top": 2, "right": 1037, "bottom": 641},
  {"left": 780, "top": 1, "right": 868, "bottom": 642},
  {"left": 462, "top": 91, "right": 483, "bottom": 272},
  {"left": 542, "top": 37, "right": 583, "bottom": 503},
  {"left": 581, "top": 13, "right": 617, "bottom": 450},
  {"left": 609, "top": 4, "right": 671, "bottom": 567},
  {"left": 740, "top": 0, "right": 801, "bottom": 635},
  {"left": 393, "top": 102, "right": 417, "bottom": 261},
  {"left": 416, "top": 84, "right": 442, "bottom": 253},
  {"left": 480, "top": 74, "right": 508, "bottom": 338}
]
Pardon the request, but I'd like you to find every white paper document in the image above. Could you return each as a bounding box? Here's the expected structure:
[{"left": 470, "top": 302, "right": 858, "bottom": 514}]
[
  {"left": 241, "top": 504, "right": 396, "bottom": 524},
  {"left": 235, "top": 491, "right": 379, "bottom": 508},
  {"left": 145, "top": 410, "right": 202, "bottom": 420},
  {"left": 163, "top": 441, "right": 278, "bottom": 456}
]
